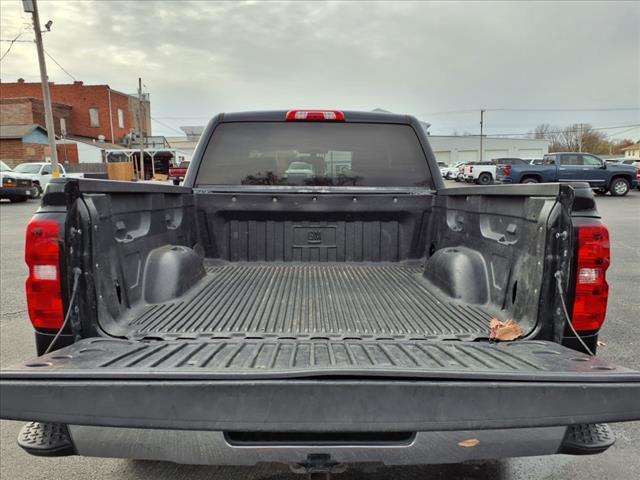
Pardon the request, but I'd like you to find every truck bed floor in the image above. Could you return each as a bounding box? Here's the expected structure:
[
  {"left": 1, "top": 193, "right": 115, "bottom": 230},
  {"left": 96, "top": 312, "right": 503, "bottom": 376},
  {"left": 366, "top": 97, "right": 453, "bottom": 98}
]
[{"left": 126, "top": 263, "right": 494, "bottom": 341}]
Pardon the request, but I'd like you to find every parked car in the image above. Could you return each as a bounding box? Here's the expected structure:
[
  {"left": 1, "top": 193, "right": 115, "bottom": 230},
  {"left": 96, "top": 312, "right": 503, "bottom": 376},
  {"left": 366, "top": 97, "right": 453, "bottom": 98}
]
[
  {"left": 441, "top": 162, "right": 464, "bottom": 179},
  {"left": 1, "top": 110, "right": 639, "bottom": 473},
  {"left": 496, "top": 152, "right": 638, "bottom": 196},
  {"left": 0, "top": 161, "right": 37, "bottom": 202},
  {"left": 168, "top": 161, "right": 190, "bottom": 185},
  {"left": 13, "top": 162, "right": 84, "bottom": 195},
  {"left": 284, "top": 161, "right": 315, "bottom": 179},
  {"left": 464, "top": 158, "right": 530, "bottom": 185},
  {"left": 463, "top": 161, "right": 495, "bottom": 184},
  {"left": 616, "top": 158, "right": 640, "bottom": 169}
]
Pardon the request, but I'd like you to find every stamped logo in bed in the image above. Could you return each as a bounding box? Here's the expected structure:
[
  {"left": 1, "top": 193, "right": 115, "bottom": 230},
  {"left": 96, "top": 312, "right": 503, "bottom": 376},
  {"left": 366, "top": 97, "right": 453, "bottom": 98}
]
[{"left": 293, "top": 226, "right": 337, "bottom": 247}]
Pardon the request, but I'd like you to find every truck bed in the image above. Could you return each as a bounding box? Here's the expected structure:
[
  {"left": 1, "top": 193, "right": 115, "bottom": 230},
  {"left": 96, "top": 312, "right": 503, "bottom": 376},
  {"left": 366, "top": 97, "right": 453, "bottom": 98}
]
[{"left": 124, "top": 263, "right": 494, "bottom": 341}]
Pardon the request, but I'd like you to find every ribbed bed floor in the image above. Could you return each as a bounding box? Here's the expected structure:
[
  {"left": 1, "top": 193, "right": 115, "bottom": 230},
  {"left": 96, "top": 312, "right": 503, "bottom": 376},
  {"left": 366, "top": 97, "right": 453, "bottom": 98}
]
[{"left": 127, "top": 264, "right": 494, "bottom": 340}]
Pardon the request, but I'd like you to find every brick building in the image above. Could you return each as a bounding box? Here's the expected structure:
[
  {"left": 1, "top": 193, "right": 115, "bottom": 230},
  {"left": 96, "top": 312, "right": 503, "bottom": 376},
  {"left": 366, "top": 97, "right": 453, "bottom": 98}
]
[
  {"left": 0, "top": 97, "right": 72, "bottom": 136},
  {"left": 0, "top": 124, "right": 50, "bottom": 167},
  {"left": 0, "top": 79, "right": 150, "bottom": 144}
]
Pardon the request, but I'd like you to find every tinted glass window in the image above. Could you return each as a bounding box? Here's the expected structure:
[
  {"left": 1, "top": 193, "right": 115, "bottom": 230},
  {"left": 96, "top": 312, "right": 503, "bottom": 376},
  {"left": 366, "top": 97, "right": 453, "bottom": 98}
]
[
  {"left": 543, "top": 155, "right": 556, "bottom": 165},
  {"left": 41, "top": 165, "right": 52, "bottom": 175},
  {"left": 14, "top": 163, "right": 41, "bottom": 173},
  {"left": 178, "top": 161, "right": 190, "bottom": 168},
  {"left": 560, "top": 154, "right": 582, "bottom": 166},
  {"left": 582, "top": 155, "right": 602, "bottom": 166},
  {"left": 196, "top": 122, "right": 431, "bottom": 187}
]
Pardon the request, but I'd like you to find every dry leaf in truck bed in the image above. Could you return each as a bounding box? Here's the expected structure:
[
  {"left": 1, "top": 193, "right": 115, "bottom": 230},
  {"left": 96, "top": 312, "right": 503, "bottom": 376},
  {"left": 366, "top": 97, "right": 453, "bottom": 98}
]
[
  {"left": 489, "top": 318, "right": 524, "bottom": 342},
  {"left": 458, "top": 438, "right": 480, "bottom": 448}
]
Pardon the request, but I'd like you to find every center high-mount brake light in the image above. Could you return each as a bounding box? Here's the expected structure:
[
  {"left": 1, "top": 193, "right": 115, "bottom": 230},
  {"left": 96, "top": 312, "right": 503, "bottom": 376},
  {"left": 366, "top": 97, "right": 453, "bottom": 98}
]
[
  {"left": 25, "top": 219, "right": 63, "bottom": 330},
  {"left": 572, "top": 224, "right": 610, "bottom": 332},
  {"left": 286, "top": 110, "right": 345, "bottom": 121}
]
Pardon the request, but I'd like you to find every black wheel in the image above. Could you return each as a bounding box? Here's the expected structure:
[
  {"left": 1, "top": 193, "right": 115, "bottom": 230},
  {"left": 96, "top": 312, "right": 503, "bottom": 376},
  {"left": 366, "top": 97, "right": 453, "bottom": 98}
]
[
  {"left": 478, "top": 173, "right": 492, "bottom": 185},
  {"left": 594, "top": 188, "right": 608, "bottom": 195},
  {"left": 609, "top": 177, "right": 630, "bottom": 196},
  {"left": 522, "top": 177, "right": 539, "bottom": 184}
]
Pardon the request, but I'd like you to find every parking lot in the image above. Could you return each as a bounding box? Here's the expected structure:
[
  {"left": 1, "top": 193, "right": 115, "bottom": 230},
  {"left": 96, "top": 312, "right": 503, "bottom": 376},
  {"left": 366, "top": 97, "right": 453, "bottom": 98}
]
[{"left": 1, "top": 188, "right": 639, "bottom": 480}]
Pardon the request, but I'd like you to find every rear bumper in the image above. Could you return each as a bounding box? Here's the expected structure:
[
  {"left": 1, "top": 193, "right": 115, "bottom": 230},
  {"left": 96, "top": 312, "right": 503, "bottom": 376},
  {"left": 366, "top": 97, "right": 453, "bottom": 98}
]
[
  {"left": 2, "top": 378, "right": 639, "bottom": 432},
  {"left": 67, "top": 424, "right": 570, "bottom": 466},
  {"left": 496, "top": 177, "right": 514, "bottom": 183}
]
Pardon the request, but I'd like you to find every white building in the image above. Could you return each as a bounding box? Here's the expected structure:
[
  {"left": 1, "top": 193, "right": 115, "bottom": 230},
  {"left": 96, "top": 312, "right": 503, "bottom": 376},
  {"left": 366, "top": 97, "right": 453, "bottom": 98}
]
[
  {"left": 428, "top": 136, "right": 550, "bottom": 165},
  {"left": 57, "top": 136, "right": 125, "bottom": 163},
  {"left": 164, "top": 126, "right": 204, "bottom": 163}
]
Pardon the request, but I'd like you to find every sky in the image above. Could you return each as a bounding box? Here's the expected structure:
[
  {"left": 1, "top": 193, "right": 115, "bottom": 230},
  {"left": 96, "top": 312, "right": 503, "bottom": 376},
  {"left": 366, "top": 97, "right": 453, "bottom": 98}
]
[{"left": 1, "top": 0, "right": 639, "bottom": 139}]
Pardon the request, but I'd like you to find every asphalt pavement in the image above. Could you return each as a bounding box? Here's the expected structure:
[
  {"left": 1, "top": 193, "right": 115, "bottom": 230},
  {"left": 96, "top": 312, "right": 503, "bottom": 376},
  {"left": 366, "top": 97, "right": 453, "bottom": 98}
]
[{"left": 1, "top": 186, "right": 639, "bottom": 479}]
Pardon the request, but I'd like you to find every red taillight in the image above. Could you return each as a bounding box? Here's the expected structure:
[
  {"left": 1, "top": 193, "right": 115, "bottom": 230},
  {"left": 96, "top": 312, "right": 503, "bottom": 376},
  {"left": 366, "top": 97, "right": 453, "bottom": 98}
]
[
  {"left": 25, "top": 219, "right": 63, "bottom": 330},
  {"left": 572, "top": 225, "right": 610, "bottom": 332},
  {"left": 286, "top": 110, "right": 345, "bottom": 121},
  {"left": 504, "top": 165, "right": 511, "bottom": 176}
]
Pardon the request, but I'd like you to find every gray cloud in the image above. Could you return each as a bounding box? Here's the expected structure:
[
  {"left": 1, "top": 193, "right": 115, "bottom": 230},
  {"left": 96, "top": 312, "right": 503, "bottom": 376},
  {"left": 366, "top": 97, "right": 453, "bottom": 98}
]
[{"left": 1, "top": 1, "right": 639, "bottom": 137}]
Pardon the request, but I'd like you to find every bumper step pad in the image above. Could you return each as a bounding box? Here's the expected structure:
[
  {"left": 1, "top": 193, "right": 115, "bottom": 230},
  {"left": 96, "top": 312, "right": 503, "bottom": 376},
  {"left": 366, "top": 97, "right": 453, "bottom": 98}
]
[
  {"left": 18, "top": 422, "right": 75, "bottom": 457},
  {"left": 559, "top": 423, "right": 615, "bottom": 455}
]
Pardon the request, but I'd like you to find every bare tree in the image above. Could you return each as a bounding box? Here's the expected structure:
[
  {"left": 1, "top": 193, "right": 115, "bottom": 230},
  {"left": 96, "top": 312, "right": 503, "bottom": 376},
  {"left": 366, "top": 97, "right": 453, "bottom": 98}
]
[{"left": 530, "top": 123, "right": 618, "bottom": 154}]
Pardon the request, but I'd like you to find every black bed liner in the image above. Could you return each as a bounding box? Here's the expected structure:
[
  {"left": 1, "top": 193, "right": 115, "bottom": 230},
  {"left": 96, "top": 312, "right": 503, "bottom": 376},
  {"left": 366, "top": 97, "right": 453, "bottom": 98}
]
[{"left": 124, "top": 263, "right": 495, "bottom": 340}]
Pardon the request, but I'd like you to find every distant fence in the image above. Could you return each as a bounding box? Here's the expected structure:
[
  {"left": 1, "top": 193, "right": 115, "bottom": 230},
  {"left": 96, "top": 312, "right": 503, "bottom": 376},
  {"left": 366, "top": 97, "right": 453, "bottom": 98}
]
[{"left": 64, "top": 163, "right": 107, "bottom": 174}]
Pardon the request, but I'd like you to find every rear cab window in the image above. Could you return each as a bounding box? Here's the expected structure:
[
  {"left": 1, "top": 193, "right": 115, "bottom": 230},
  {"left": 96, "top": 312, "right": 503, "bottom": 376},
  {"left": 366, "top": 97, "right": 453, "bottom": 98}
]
[{"left": 195, "top": 122, "right": 432, "bottom": 187}]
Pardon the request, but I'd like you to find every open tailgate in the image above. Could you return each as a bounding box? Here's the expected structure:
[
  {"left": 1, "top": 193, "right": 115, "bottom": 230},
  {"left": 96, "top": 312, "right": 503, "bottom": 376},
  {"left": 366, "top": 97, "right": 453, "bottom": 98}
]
[{"left": 1, "top": 338, "right": 639, "bottom": 431}]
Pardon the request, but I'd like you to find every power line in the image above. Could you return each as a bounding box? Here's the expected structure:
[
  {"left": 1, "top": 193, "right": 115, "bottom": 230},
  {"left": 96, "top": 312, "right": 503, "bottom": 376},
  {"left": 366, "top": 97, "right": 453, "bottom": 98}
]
[
  {"left": 43, "top": 48, "right": 76, "bottom": 81},
  {"left": 478, "top": 123, "right": 640, "bottom": 138},
  {"left": 152, "top": 116, "right": 211, "bottom": 120},
  {"left": 426, "top": 107, "right": 640, "bottom": 116},
  {"left": 150, "top": 116, "right": 184, "bottom": 135},
  {"left": 489, "top": 107, "right": 640, "bottom": 113},
  {"left": 0, "top": 30, "right": 25, "bottom": 62},
  {"left": 426, "top": 109, "right": 479, "bottom": 116}
]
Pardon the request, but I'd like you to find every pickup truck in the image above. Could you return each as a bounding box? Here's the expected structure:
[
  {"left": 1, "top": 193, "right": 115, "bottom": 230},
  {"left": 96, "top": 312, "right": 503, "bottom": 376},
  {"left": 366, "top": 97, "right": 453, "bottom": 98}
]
[
  {"left": 0, "top": 161, "right": 38, "bottom": 202},
  {"left": 168, "top": 160, "right": 190, "bottom": 185},
  {"left": 1, "top": 110, "right": 639, "bottom": 475},
  {"left": 13, "top": 161, "right": 84, "bottom": 196},
  {"left": 497, "top": 152, "right": 638, "bottom": 196},
  {"left": 463, "top": 158, "right": 530, "bottom": 185}
]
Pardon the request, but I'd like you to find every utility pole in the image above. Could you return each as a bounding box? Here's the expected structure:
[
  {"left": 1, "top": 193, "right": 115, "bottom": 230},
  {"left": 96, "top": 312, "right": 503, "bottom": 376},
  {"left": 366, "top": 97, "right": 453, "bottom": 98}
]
[
  {"left": 23, "top": 0, "right": 59, "bottom": 176},
  {"left": 138, "top": 77, "right": 144, "bottom": 180},
  {"left": 479, "top": 109, "right": 485, "bottom": 161}
]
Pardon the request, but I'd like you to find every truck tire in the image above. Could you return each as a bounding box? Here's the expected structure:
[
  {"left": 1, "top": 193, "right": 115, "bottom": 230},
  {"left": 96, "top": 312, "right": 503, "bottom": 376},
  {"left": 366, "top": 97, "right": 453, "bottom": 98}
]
[
  {"left": 609, "top": 177, "right": 630, "bottom": 196},
  {"left": 32, "top": 184, "right": 42, "bottom": 199},
  {"left": 478, "top": 173, "right": 492, "bottom": 185},
  {"left": 522, "top": 177, "right": 539, "bottom": 184}
]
